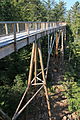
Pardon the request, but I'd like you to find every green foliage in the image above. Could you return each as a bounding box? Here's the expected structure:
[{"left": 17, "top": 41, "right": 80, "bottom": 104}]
[
  {"left": 0, "top": 0, "right": 66, "bottom": 21},
  {"left": 63, "top": 74, "right": 80, "bottom": 113},
  {"left": 61, "top": 4, "right": 80, "bottom": 113},
  {"left": 13, "top": 0, "right": 48, "bottom": 21},
  {"left": 0, "top": 38, "right": 48, "bottom": 117},
  {"left": 0, "top": 0, "right": 21, "bottom": 21},
  {"left": 0, "top": 46, "right": 31, "bottom": 116},
  {"left": 0, "top": 0, "right": 80, "bottom": 117},
  {"left": 62, "top": 38, "right": 80, "bottom": 113},
  {"left": 66, "top": 1, "right": 80, "bottom": 37},
  {"left": 52, "top": 0, "right": 66, "bottom": 21},
  {"left": 44, "top": 0, "right": 55, "bottom": 21},
  {"left": 43, "top": 0, "right": 66, "bottom": 21},
  {"left": 0, "top": 85, "right": 24, "bottom": 117}
]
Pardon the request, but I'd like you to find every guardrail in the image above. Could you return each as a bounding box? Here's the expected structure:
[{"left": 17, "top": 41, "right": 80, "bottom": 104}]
[
  {"left": 0, "top": 21, "right": 66, "bottom": 59},
  {"left": 0, "top": 21, "right": 66, "bottom": 36}
]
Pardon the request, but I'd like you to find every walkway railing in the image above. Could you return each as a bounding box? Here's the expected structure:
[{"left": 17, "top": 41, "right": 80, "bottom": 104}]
[
  {"left": 0, "top": 21, "right": 66, "bottom": 59},
  {"left": 0, "top": 21, "right": 66, "bottom": 37}
]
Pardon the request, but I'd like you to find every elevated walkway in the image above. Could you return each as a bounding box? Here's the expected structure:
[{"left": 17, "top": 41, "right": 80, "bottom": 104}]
[
  {"left": 0, "top": 21, "right": 66, "bottom": 120},
  {"left": 0, "top": 21, "right": 66, "bottom": 59}
]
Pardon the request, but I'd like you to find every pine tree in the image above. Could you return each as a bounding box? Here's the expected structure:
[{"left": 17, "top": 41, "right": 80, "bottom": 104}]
[
  {"left": 43, "top": 0, "right": 55, "bottom": 21},
  {"left": 53, "top": 0, "right": 66, "bottom": 21},
  {"left": 67, "top": 1, "right": 80, "bottom": 37}
]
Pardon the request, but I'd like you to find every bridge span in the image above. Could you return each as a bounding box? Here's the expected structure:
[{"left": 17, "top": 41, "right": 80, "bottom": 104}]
[
  {"left": 0, "top": 21, "right": 66, "bottom": 59},
  {"left": 0, "top": 21, "right": 66, "bottom": 120}
]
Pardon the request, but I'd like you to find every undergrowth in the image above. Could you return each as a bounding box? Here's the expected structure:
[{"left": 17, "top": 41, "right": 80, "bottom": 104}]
[{"left": 62, "top": 39, "right": 80, "bottom": 116}]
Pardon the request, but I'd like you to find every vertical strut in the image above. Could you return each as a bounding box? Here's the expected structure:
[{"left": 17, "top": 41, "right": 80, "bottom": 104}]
[
  {"left": 46, "top": 34, "right": 51, "bottom": 78},
  {"left": 55, "top": 31, "right": 60, "bottom": 61},
  {"left": 48, "top": 34, "right": 50, "bottom": 53},
  {"left": 28, "top": 43, "right": 35, "bottom": 86},
  {"left": 46, "top": 33, "right": 55, "bottom": 78},
  {"left": 38, "top": 42, "right": 52, "bottom": 120},
  {"left": 12, "top": 43, "right": 35, "bottom": 118},
  {"left": 34, "top": 41, "right": 37, "bottom": 85},
  {"left": 61, "top": 30, "right": 64, "bottom": 62},
  {"left": 12, "top": 41, "right": 52, "bottom": 120}
]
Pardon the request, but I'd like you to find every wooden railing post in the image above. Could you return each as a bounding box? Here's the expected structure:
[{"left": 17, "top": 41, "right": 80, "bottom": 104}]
[
  {"left": 46, "top": 22, "right": 48, "bottom": 30},
  {"left": 48, "top": 23, "right": 50, "bottom": 28},
  {"left": 50, "top": 23, "right": 52, "bottom": 28},
  {"left": 14, "top": 23, "right": 17, "bottom": 52},
  {"left": 53, "top": 23, "right": 54, "bottom": 27},
  {"left": 35, "top": 23, "right": 37, "bottom": 31},
  {"left": 5, "top": 23, "right": 8, "bottom": 35},
  {"left": 37, "top": 23, "right": 39, "bottom": 30},
  {"left": 44, "top": 23, "right": 46, "bottom": 29},
  {"left": 17, "top": 23, "right": 19, "bottom": 33},
  {"left": 43, "top": 23, "right": 45, "bottom": 30},
  {"left": 41, "top": 23, "right": 43, "bottom": 30},
  {"left": 25, "top": 23, "right": 29, "bottom": 34}
]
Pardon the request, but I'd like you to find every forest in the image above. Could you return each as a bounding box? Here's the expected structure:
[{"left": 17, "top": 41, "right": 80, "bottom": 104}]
[{"left": 0, "top": 0, "right": 80, "bottom": 120}]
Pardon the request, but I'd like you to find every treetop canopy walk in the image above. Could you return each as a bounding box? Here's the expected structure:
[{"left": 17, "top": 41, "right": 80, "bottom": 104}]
[{"left": 0, "top": 21, "right": 66, "bottom": 120}]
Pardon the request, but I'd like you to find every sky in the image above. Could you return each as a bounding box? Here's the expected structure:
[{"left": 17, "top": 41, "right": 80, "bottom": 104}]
[{"left": 56, "top": 0, "right": 80, "bottom": 10}]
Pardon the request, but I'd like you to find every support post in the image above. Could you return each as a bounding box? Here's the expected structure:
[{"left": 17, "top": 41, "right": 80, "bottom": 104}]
[
  {"left": 12, "top": 43, "right": 35, "bottom": 119},
  {"left": 28, "top": 43, "right": 35, "bottom": 86},
  {"left": 61, "top": 30, "right": 64, "bottom": 62},
  {"left": 12, "top": 42, "right": 52, "bottom": 120},
  {"left": 34, "top": 41, "right": 37, "bottom": 85},
  {"left": 46, "top": 33, "right": 55, "bottom": 78},
  {"left": 55, "top": 32, "right": 59, "bottom": 61},
  {"left": 48, "top": 34, "right": 50, "bottom": 52},
  {"left": 38, "top": 42, "right": 52, "bottom": 120},
  {"left": 46, "top": 34, "right": 51, "bottom": 78},
  {"left": 64, "top": 27, "right": 66, "bottom": 41}
]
